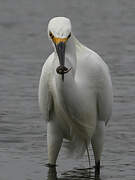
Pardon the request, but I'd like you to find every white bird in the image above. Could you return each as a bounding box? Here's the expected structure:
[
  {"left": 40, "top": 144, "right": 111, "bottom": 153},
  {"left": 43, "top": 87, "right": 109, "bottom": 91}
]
[{"left": 39, "top": 17, "right": 113, "bottom": 175}]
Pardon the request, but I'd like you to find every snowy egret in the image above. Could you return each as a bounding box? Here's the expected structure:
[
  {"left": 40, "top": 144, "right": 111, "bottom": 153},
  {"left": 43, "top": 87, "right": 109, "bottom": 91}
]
[{"left": 39, "top": 17, "right": 113, "bottom": 175}]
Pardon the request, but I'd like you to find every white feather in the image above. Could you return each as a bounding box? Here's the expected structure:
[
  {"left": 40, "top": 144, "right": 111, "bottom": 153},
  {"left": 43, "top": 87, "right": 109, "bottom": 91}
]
[{"left": 38, "top": 17, "right": 113, "bottom": 164}]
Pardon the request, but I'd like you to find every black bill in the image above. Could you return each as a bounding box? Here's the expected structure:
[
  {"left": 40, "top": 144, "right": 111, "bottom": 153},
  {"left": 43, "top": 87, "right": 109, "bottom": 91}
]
[{"left": 55, "top": 42, "right": 72, "bottom": 81}]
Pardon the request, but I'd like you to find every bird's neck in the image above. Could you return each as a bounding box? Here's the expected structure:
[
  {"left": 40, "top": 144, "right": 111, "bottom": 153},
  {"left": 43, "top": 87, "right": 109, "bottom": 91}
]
[{"left": 54, "top": 36, "right": 79, "bottom": 111}]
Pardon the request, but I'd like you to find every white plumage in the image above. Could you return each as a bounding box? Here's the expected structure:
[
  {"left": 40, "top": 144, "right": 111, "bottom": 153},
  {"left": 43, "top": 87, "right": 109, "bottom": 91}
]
[{"left": 39, "top": 17, "right": 113, "bottom": 174}]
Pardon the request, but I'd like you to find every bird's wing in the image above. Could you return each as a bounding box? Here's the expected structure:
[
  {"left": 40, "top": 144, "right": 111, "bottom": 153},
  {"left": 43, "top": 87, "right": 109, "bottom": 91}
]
[
  {"left": 76, "top": 47, "right": 113, "bottom": 125},
  {"left": 38, "top": 53, "right": 54, "bottom": 121},
  {"left": 96, "top": 58, "right": 113, "bottom": 125}
]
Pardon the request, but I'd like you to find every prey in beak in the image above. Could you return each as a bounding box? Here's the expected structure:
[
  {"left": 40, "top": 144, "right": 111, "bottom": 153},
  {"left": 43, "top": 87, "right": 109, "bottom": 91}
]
[{"left": 49, "top": 32, "right": 72, "bottom": 81}]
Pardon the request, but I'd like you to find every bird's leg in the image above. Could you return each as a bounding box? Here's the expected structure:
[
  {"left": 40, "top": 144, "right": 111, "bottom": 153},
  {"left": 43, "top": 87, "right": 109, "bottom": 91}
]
[
  {"left": 47, "top": 121, "right": 63, "bottom": 166},
  {"left": 95, "top": 160, "right": 100, "bottom": 176},
  {"left": 91, "top": 121, "right": 105, "bottom": 176},
  {"left": 47, "top": 166, "right": 57, "bottom": 180}
]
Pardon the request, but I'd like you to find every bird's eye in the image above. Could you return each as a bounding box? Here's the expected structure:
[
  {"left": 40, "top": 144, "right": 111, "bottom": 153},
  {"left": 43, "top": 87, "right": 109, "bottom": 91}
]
[
  {"left": 67, "top": 33, "right": 71, "bottom": 39},
  {"left": 49, "top": 31, "right": 54, "bottom": 38}
]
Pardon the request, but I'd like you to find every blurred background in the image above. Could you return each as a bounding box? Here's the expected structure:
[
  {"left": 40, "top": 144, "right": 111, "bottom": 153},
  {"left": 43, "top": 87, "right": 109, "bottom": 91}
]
[{"left": 0, "top": 0, "right": 135, "bottom": 179}]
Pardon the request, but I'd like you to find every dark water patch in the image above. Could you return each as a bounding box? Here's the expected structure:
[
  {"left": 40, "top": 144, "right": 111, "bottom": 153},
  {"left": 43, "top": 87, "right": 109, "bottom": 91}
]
[{"left": 0, "top": 22, "right": 19, "bottom": 29}]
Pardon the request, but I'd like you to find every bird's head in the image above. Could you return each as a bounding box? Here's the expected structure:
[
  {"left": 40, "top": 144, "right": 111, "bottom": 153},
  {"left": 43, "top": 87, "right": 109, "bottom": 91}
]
[{"left": 48, "top": 17, "right": 72, "bottom": 80}]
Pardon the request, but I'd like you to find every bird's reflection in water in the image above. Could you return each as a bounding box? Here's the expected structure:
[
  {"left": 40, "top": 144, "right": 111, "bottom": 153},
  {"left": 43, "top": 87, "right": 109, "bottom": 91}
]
[{"left": 47, "top": 167, "right": 101, "bottom": 180}]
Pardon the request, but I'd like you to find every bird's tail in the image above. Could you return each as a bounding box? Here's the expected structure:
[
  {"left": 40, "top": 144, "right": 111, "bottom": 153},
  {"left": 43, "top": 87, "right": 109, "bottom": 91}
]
[{"left": 64, "top": 123, "right": 93, "bottom": 158}]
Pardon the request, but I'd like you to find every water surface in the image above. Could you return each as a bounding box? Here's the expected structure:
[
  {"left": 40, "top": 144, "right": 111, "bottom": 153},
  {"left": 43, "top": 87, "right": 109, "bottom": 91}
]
[{"left": 0, "top": 0, "right": 135, "bottom": 179}]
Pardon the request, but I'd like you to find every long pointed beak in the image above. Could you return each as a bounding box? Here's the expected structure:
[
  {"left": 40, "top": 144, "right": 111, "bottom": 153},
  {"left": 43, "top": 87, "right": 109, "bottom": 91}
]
[
  {"left": 54, "top": 38, "right": 72, "bottom": 81},
  {"left": 55, "top": 41, "right": 66, "bottom": 67}
]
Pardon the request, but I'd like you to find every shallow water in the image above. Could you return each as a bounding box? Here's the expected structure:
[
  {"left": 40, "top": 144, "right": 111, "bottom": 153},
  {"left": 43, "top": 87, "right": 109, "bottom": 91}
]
[{"left": 0, "top": 0, "right": 135, "bottom": 179}]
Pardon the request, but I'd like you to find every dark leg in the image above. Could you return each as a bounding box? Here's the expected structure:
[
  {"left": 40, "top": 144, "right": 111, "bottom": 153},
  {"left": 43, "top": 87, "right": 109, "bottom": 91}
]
[
  {"left": 95, "top": 160, "right": 100, "bottom": 176},
  {"left": 47, "top": 166, "right": 57, "bottom": 180}
]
